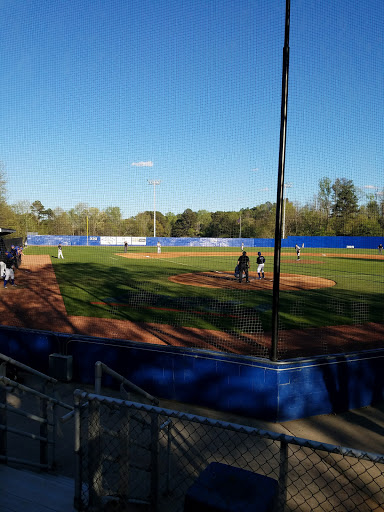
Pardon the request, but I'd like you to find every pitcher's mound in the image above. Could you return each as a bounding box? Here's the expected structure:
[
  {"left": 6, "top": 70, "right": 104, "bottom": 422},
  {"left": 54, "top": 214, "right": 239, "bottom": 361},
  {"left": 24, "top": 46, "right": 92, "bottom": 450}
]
[{"left": 169, "top": 271, "right": 336, "bottom": 291}]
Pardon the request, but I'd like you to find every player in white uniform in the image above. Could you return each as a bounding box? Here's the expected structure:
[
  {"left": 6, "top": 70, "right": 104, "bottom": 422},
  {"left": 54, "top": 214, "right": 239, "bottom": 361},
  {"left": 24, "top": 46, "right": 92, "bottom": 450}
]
[{"left": 0, "top": 260, "right": 5, "bottom": 279}]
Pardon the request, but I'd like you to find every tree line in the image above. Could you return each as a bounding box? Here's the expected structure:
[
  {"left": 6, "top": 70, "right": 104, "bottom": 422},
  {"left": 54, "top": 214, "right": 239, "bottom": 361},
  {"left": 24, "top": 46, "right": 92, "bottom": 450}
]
[{"left": 1, "top": 171, "right": 383, "bottom": 239}]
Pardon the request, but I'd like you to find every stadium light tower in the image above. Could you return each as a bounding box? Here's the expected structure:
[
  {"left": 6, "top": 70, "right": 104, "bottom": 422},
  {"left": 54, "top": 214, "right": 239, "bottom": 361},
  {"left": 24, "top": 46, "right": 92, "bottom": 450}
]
[
  {"left": 147, "top": 179, "right": 161, "bottom": 237},
  {"left": 282, "top": 182, "right": 293, "bottom": 239}
]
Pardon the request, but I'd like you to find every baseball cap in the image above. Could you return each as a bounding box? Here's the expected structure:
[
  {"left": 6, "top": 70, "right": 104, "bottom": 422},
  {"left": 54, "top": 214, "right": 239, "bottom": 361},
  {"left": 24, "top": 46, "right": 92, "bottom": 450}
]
[{"left": 258, "top": 252, "right": 261, "bottom": 255}]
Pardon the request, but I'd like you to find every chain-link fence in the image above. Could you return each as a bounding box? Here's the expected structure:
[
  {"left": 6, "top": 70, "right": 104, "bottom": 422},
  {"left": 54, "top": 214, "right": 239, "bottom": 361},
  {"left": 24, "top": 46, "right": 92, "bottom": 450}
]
[{"left": 74, "top": 390, "right": 384, "bottom": 511}]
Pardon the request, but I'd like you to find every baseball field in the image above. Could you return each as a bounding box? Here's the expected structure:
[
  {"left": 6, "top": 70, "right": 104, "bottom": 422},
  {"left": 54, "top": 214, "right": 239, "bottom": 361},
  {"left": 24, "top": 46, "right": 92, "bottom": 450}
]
[{"left": 3, "top": 245, "right": 384, "bottom": 359}]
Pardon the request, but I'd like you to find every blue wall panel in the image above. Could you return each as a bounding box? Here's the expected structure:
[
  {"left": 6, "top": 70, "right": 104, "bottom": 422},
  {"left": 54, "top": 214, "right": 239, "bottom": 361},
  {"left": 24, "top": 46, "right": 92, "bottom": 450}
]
[
  {"left": 252, "top": 239, "right": 275, "bottom": 247},
  {"left": 0, "top": 326, "right": 382, "bottom": 422},
  {"left": 27, "top": 235, "right": 101, "bottom": 246},
  {"left": 147, "top": 237, "right": 248, "bottom": 247},
  {"left": 27, "top": 234, "right": 384, "bottom": 249},
  {"left": 285, "top": 236, "right": 384, "bottom": 249}
]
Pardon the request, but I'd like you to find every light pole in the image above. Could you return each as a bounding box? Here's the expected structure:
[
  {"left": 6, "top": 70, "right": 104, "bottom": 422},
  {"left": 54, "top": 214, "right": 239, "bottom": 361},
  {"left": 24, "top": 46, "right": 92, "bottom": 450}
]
[
  {"left": 147, "top": 179, "right": 161, "bottom": 237},
  {"left": 282, "top": 182, "right": 292, "bottom": 239}
]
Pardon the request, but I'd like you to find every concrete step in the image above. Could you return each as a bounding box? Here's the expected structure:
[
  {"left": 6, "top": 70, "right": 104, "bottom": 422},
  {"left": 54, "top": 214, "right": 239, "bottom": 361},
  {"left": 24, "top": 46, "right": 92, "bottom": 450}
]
[{"left": 0, "top": 465, "right": 75, "bottom": 512}]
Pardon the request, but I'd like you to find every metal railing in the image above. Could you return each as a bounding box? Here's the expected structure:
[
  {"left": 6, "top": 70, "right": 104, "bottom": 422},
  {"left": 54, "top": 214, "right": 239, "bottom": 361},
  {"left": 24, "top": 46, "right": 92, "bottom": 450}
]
[
  {"left": 0, "top": 353, "right": 73, "bottom": 470},
  {"left": 61, "top": 360, "right": 159, "bottom": 424},
  {"left": 0, "top": 352, "right": 57, "bottom": 386},
  {"left": 74, "top": 390, "right": 384, "bottom": 512},
  {"left": 94, "top": 361, "right": 159, "bottom": 405}
]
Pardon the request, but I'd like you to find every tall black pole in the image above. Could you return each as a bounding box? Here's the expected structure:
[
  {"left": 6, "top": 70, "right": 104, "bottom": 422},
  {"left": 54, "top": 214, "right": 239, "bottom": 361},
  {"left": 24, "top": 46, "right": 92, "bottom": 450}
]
[{"left": 271, "top": 0, "right": 291, "bottom": 361}]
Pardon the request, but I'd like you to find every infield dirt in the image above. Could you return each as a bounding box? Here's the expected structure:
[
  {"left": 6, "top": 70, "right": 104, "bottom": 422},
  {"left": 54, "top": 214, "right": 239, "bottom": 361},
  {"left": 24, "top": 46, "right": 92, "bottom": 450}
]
[{"left": 1, "top": 254, "right": 382, "bottom": 358}]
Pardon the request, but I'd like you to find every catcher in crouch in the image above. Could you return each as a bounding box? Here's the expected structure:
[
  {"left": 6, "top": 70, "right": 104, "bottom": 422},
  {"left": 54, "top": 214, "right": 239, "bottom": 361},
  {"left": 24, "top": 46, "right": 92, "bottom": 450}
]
[{"left": 237, "top": 251, "right": 250, "bottom": 283}]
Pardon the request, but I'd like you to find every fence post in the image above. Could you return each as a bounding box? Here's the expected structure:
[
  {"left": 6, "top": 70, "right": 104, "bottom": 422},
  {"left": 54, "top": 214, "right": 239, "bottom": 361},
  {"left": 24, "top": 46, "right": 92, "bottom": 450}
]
[
  {"left": 271, "top": 0, "right": 291, "bottom": 362},
  {"left": 150, "top": 411, "right": 159, "bottom": 511},
  {"left": 0, "top": 383, "right": 7, "bottom": 461},
  {"left": 88, "top": 398, "right": 103, "bottom": 509},
  {"left": 118, "top": 403, "right": 130, "bottom": 502},
  {"left": 74, "top": 391, "right": 83, "bottom": 511},
  {"left": 50, "top": 402, "right": 56, "bottom": 470},
  {"left": 39, "top": 396, "right": 48, "bottom": 468},
  {"left": 94, "top": 361, "right": 103, "bottom": 395},
  {"left": 277, "top": 439, "right": 288, "bottom": 511},
  {"left": 159, "top": 419, "right": 173, "bottom": 496},
  {"left": 166, "top": 422, "right": 172, "bottom": 495}
]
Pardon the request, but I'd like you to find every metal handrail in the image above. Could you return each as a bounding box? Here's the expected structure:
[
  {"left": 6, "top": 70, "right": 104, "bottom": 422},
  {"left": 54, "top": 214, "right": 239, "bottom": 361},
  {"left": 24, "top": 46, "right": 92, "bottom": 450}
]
[
  {"left": 63, "top": 361, "right": 159, "bottom": 424},
  {"left": 95, "top": 361, "right": 159, "bottom": 405},
  {"left": 0, "top": 377, "right": 72, "bottom": 410},
  {"left": 0, "top": 353, "right": 57, "bottom": 384},
  {"left": 0, "top": 376, "right": 73, "bottom": 470}
]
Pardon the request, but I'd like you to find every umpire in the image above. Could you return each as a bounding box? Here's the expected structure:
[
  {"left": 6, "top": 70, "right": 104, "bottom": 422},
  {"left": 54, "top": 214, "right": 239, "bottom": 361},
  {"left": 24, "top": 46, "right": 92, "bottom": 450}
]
[{"left": 237, "top": 251, "right": 250, "bottom": 283}]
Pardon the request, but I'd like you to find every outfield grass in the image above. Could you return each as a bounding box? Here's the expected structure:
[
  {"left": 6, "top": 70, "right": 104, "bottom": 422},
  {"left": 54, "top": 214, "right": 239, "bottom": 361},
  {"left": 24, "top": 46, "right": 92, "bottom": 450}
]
[{"left": 24, "top": 245, "right": 384, "bottom": 333}]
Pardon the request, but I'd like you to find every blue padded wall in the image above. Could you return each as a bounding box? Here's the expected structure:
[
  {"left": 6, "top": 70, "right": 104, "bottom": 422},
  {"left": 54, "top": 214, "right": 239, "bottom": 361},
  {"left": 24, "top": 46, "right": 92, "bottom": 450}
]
[{"left": 0, "top": 326, "right": 383, "bottom": 422}]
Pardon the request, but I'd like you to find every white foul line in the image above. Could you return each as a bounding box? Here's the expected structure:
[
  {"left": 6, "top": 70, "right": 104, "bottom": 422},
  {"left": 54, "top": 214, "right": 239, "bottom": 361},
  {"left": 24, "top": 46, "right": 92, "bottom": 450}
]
[{"left": 160, "top": 259, "right": 190, "bottom": 266}]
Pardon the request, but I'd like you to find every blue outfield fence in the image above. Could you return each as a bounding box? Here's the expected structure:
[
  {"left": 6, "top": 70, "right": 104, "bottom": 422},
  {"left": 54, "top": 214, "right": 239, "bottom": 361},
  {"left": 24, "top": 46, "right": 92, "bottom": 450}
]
[
  {"left": 26, "top": 234, "right": 384, "bottom": 249},
  {"left": 286, "top": 236, "right": 384, "bottom": 249}
]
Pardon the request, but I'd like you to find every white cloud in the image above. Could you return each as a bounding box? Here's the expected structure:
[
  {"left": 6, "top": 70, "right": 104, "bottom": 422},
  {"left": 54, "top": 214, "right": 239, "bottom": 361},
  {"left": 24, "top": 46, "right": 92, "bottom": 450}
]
[
  {"left": 363, "top": 185, "right": 376, "bottom": 189},
  {"left": 251, "top": 168, "right": 259, "bottom": 171},
  {"left": 131, "top": 161, "right": 154, "bottom": 167}
]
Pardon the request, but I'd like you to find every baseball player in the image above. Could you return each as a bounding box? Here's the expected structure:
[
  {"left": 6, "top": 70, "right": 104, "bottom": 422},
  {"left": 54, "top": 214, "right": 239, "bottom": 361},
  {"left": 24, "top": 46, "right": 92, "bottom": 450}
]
[
  {"left": 0, "top": 259, "right": 5, "bottom": 279},
  {"left": 10, "top": 245, "right": 19, "bottom": 268},
  {"left": 58, "top": 243, "right": 64, "bottom": 259},
  {"left": 295, "top": 244, "right": 301, "bottom": 261},
  {"left": 4, "top": 252, "right": 16, "bottom": 288},
  {"left": 256, "top": 251, "right": 265, "bottom": 279},
  {"left": 157, "top": 241, "right": 161, "bottom": 254},
  {"left": 234, "top": 264, "right": 246, "bottom": 280},
  {"left": 14, "top": 246, "right": 22, "bottom": 267},
  {"left": 237, "top": 251, "right": 250, "bottom": 283}
]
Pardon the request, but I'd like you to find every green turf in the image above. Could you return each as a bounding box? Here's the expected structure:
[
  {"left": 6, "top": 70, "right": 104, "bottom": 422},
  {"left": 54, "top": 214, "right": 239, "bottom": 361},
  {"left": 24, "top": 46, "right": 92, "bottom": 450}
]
[{"left": 23, "top": 245, "right": 384, "bottom": 333}]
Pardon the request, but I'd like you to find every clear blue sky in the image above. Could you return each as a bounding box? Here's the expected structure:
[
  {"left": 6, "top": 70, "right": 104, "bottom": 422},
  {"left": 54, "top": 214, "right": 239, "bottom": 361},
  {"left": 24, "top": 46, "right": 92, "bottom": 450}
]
[{"left": 0, "top": 0, "right": 383, "bottom": 218}]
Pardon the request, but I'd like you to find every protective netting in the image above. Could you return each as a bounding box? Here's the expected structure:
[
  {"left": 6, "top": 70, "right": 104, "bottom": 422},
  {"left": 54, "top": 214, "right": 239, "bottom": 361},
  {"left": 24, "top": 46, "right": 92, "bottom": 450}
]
[{"left": 1, "top": 0, "right": 383, "bottom": 360}]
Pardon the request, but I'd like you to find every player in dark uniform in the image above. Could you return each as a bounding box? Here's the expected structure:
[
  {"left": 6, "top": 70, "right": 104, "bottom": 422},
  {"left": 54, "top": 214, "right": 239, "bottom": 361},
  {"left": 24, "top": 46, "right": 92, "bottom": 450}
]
[
  {"left": 237, "top": 251, "right": 250, "bottom": 283},
  {"left": 4, "top": 252, "right": 16, "bottom": 288},
  {"left": 256, "top": 251, "right": 266, "bottom": 279},
  {"left": 10, "top": 245, "right": 19, "bottom": 268}
]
